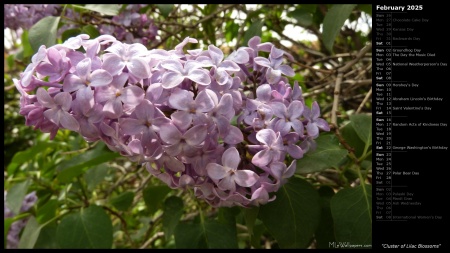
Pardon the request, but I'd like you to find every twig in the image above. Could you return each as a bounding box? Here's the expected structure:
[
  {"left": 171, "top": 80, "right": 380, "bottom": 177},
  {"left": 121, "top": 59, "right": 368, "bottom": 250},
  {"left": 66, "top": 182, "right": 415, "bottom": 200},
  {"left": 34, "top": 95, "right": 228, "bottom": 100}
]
[
  {"left": 103, "top": 206, "right": 137, "bottom": 248},
  {"left": 139, "top": 232, "right": 164, "bottom": 249},
  {"left": 330, "top": 43, "right": 372, "bottom": 126},
  {"left": 356, "top": 87, "right": 372, "bottom": 114}
]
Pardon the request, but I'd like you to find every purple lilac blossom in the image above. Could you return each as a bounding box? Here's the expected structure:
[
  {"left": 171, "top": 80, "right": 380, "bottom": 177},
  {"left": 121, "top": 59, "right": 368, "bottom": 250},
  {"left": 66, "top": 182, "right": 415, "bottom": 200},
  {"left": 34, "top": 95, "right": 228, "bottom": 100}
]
[
  {"left": 4, "top": 191, "right": 38, "bottom": 249},
  {"left": 14, "top": 34, "right": 329, "bottom": 207}
]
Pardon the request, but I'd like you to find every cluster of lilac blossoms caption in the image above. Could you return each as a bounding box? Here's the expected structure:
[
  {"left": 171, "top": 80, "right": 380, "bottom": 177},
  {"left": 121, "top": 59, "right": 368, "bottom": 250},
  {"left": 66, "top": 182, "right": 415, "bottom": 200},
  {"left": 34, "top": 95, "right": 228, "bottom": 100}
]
[{"left": 14, "top": 35, "right": 329, "bottom": 207}]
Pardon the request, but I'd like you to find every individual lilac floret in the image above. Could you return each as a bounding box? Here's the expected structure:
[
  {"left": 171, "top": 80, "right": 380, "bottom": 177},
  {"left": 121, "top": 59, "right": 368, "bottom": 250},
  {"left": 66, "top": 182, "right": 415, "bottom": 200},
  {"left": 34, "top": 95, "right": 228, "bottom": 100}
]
[
  {"left": 250, "top": 129, "right": 285, "bottom": 167},
  {"left": 303, "top": 101, "right": 330, "bottom": 138},
  {"left": 207, "top": 147, "right": 259, "bottom": 193},
  {"left": 161, "top": 60, "right": 211, "bottom": 89}
]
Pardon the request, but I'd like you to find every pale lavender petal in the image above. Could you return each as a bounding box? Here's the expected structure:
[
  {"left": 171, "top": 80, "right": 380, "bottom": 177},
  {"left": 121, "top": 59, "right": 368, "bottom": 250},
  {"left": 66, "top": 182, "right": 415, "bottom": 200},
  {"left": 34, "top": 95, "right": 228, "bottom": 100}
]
[
  {"left": 63, "top": 74, "right": 85, "bottom": 93},
  {"left": 218, "top": 176, "right": 236, "bottom": 192},
  {"left": 256, "top": 84, "right": 272, "bottom": 102},
  {"left": 269, "top": 162, "right": 285, "bottom": 179},
  {"left": 103, "top": 99, "right": 123, "bottom": 118},
  {"left": 102, "top": 53, "right": 126, "bottom": 76},
  {"left": 195, "top": 90, "right": 215, "bottom": 112},
  {"left": 227, "top": 49, "right": 249, "bottom": 64},
  {"left": 76, "top": 58, "right": 91, "bottom": 80},
  {"left": 184, "top": 125, "right": 207, "bottom": 146},
  {"left": 121, "top": 86, "right": 145, "bottom": 106},
  {"left": 278, "top": 65, "right": 295, "bottom": 77},
  {"left": 161, "top": 59, "right": 183, "bottom": 73},
  {"left": 170, "top": 111, "right": 193, "bottom": 132},
  {"left": 75, "top": 87, "right": 94, "bottom": 115},
  {"left": 216, "top": 94, "right": 233, "bottom": 117},
  {"left": 36, "top": 88, "right": 55, "bottom": 108},
  {"left": 146, "top": 83, "right": 163, "bottom": 101},
  {"left": 128, "top": 58, "right": 150, "bottom": 80},
  {"left": 187, "top": 69, "right": 211, "bottom": 86},
  {"left": 89, "top": 70, "right": 113, "bottom": 87},
  {"left": 306, "top": 123, "right": 319, "bottom": 138},
  {"left": 168, "top": 89, "right": 192, "bottom": 111},
  {"left": 218, "top": 60, "right": 240, "bottom": 72},
  {"left": 234, "top": 170, "right": 259, "bottom": 187},
  {"left": 128, "top": 139, "right": 143, "bottom": 154},
  {"left": 215, "top": 68, "right": 229, "bottom": 85},
  {"left": 270, "top": 46, "right": 284, "bottom": 59},
  {"left": 274, "top": 120, "right": 290, "bottom": 136},
  {"left": 222, "top": 147, "right": 240, "bottom": 170},
  {"left": 248, "top": 36, "right": 261, "bottom": 49},
  {"left": 271, "top": 102, "right": 287, "bottom": 119},
  {"left": 43, "top": 108, "right": 60, "bottom": 125},
  {"left": 311, "top": 101, "right": 321, "bottom": 119},
  {"left": 253, "top": 57, "right": 271, "bottom": 68},
  {"left": 285, "top": 160, "right": 296, "bottom": 179},
  {"left": 258, "top": 42, "right": 273, "bottom": 52},
  {"left": 159, "top": 123, "right": 182, "bottom": 144},
  {"left": 196, "top": 56, "right": 214, "bottom": 67},
  {"left": 94, "top": 87, "right": 116, "bottom": 103},
  {"left": 184, "top": 60, "right": 203, "bottom": 73},
  {"left": 251, "top": 186, "right": 270, "bottom": 205},
  {"left": 128, "top": 43, "right": 148, "bottom": 58},
  {"left": 252, "top": 149, "right": 273, "bottom": 167},
  {"left": 164, "top": 156, "right": 185, "bottom": 172},
  {"left": 256, "top": 129, "right": 276, "bottom": 146},
  {"left": 206, "top": 163, "right": 229, "bottom": 180},
  {"left": 287, "top": 143, "right": 303, "bottom": 159},
  {"left": 179, "top": 175, "right": 195, "bottom": 188},
  {"left": 53, "top": 92, "right": 72, "bottom": 111},
  {"left": 208, "top": 45, "right": 224, "bottom": 65},
  {"left": 164, "top": 143, "right": 183, "bottom": 157},
  {"left": 35, "top": 63, "right": 56, "bottom": 76},
  {"left": 134, "top": 100, "right": 154, "bottom": 120},
  {"left": 59, "top": 111, "right": 80, "bottom": 131},
  {"left": 291, "top": 119, "right": 304, "bottom": 136},
  {"left": 266, "top": 68, "right": 282, "bottom": 84},
  {"left": 223, "top": 126, "right": 243, "bottom": 145},
  {"left": 120, "top": 118, "right": 146, "bottom": 135},
  {"left": 162, "top": 71, "right": 185, "bottom": 89},
  {"left": 105, "top": 42, "right": 125, "bottom": 55},
  {"left": 315, "top": 118, "right": 330, "bottom": 131},
  {"left": 288, "top": 101, "right": 304, "bottom": 119}
]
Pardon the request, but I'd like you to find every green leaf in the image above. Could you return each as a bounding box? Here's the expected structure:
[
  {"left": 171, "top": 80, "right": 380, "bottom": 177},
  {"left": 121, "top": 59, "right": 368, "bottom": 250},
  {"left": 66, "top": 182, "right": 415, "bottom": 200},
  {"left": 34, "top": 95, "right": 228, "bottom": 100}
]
[
  {"left": 21, "top": 30, "right": 34, "bottom": 58},
  {"left": 243, "top": 20, "right": 263, "bottom": 46},
  {"left": 34, "top": 222, "right": 59, "bottom": 249},
  {"left": 174, "top": 220, "right": 238, "bottom": 249},
  {"left": 7, "top": 141, "right": 58, "bottom": 176},
  {"left": 259, "top": 177, "right": 320, "bottom": 248},
  {"left": 56, "top": 205, "right": 113, "bottom": 249},
  {"left": 330, "top": 184, "right": 372, "bottom": 247},
  {"left": 4, "top": 218, "right": 14, "bottom": 248},
  {"left": 315, "top": 186, "right": 336, "bottom": 249},
  {"left": 358, "top": 4, "right": 372, "bottom": 16},
  {"left": 83, "top": 4, "right": 121, "bottom": 16},
  {"left": 322, "top": 4, "right": 356, "bottom": 51},
  {"left": 36, "top": 199, "right": 58, "bottom": 224},
  {"left": 296, "top": 133, "right": 348, "bottom": 174},
  {"left": 341, "top": 121, "right": 366, "bottom": 158},
  {"left": 61, "top": 28, "right": 82, "bottom": 43},
  {"left": 28, "top": 16, "right": 60, "bottom": 53},
  {"left": 288, "top": 9, "right": 313, "bottom": 27},
  {"left": 243, "top": 207, "right": 259, "bottom": 235},
  {"left": 350, "top": 114, "right": 372, "bottom": 146},
  {"left": 6, "top": 179, "right": 31, "bottom": 214},
  {"left": 84, "top": 164, "right": 112, "bottom": 191},
  {"left": 18, "top": 216, "right": 42, "bottom": 249},
  {"left": 143, "top": 185, "right": 171, "bottom": 215},
  {"left": 110, "top": 191, "right": 134, "bottom": 211},
  {"left": 163, "top": 196, "right": 184, "bottom": 240},
  {"left": 81, "top": 25, "right": 100, "bottom": 39},
  {"left": 57, "top": 144, "right": 120, "bottom": 183},
  {"left": 156, "top": 4, "right": 174, "bottom": 18}
]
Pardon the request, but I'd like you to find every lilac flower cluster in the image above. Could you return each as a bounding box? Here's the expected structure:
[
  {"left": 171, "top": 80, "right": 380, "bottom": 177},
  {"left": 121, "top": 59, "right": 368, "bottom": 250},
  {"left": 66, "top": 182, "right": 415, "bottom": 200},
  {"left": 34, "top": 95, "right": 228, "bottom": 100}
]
[
  {"left": 4, "top": 4, "right": 158, "bottom": 47},
  {"left": 98, "top": 4, "right": 158, "bottom": 46},
  {"left": 4, "top": 191, "right": 38, "bottom": 249},
  {"left": 14, "top": 35, "right": 329, "bottom": 207},
  {"left": 4, "top": 4, "right": 62, "bottom": 31}
]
